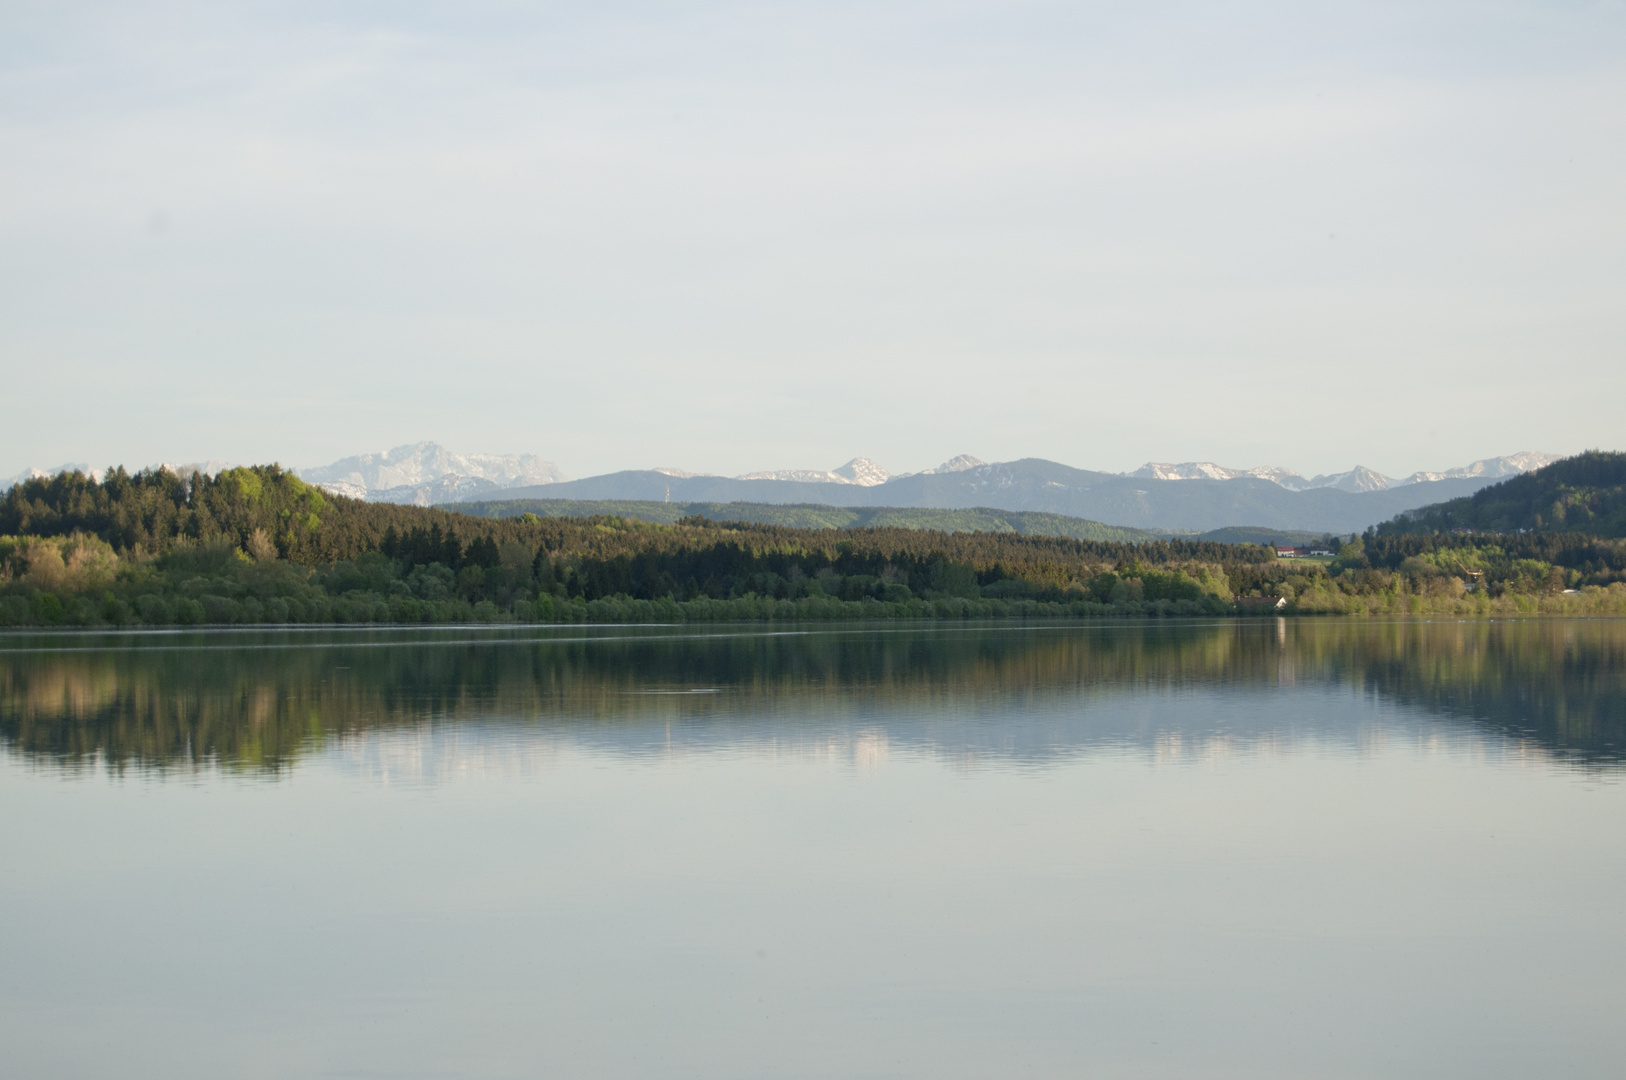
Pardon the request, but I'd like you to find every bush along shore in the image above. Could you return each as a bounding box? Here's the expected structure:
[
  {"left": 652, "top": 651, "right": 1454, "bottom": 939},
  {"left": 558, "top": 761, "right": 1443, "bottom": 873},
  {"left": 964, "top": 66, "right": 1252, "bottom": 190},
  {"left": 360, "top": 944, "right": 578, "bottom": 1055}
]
[{"left": 2, "top": 465, "right": 1625, "bottom": 627}]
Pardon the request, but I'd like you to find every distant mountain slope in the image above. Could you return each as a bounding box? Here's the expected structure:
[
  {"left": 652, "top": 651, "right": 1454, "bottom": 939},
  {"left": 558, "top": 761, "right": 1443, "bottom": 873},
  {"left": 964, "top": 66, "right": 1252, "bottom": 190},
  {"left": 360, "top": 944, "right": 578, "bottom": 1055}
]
[
  {"left": 1375, "top": 451, "right": 1626, "bottom": 537},
  {"left": 498, "top": 459, "right": 1496, "bottom": 534},
  {"left": 1195, "top": 526, "right": 1345, "bottom": 547},
  {"left": 445, "top": 498, "right": 1160, "bottom": 543}
]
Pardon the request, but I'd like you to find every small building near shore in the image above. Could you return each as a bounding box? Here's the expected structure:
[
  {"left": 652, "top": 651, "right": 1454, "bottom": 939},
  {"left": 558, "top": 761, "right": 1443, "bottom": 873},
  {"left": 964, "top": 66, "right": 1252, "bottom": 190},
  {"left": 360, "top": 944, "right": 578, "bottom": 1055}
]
[{"left": 1274, "top": 545, "right": 1334, "bottom": 559}]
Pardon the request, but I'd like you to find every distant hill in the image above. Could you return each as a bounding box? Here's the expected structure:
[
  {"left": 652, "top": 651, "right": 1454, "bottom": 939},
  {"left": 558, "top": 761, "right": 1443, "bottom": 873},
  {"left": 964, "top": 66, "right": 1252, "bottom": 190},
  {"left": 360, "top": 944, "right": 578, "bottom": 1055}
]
[
  {"left": 496, "top": 459, "right": 1500, "bottom": 534},
  {"left": 1194, "top": 526, "right": 1346, "bottom": 547},
  {"left": 1375, "top": 451, "right": 1626, "bottom": 537},
  {"left": 444, "top": 499, "right": 1161, "bottom": 544}
]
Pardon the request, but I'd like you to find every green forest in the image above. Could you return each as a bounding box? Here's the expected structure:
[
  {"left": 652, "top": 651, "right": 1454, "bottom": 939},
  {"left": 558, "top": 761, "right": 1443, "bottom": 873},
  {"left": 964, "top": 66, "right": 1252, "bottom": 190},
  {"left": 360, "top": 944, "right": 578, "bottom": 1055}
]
[
  {"left": 448, "top": 499, "right": 1340, "bottom": 548},
  {"left": 1379, "top": 450, "right": 1626, "bottom": 537},
  {"left": 1, "top": 461, "right": 1624, "bottom": 627},
  {"left": 449, "top": 497, "right": 1159, "bottom": 542}
]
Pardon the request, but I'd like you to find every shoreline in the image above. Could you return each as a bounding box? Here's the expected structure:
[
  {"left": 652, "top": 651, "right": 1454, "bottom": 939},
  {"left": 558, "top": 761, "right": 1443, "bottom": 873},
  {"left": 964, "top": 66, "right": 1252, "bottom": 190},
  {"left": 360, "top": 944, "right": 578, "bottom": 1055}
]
[{"left": 2, "top": 588, "right": 1624, "bottom": 632}]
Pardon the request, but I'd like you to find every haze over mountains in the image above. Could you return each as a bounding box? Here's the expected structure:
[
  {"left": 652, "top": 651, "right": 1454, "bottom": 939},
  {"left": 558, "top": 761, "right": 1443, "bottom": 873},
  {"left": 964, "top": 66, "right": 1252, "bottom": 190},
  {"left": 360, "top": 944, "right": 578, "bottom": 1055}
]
[{"left": 0, "top": 443, "right": 1563, "bottom": 535}]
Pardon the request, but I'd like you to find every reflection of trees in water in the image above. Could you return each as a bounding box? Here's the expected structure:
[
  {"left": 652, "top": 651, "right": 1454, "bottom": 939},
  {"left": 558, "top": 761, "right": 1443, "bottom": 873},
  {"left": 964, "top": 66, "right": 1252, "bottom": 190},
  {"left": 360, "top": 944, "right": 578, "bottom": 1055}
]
[
  {"left": 1329, "top": 620, "right": 1626, "bottom": 764},
  {"left": 2, "top": 620, "right": 1623, "bottom": 774}
]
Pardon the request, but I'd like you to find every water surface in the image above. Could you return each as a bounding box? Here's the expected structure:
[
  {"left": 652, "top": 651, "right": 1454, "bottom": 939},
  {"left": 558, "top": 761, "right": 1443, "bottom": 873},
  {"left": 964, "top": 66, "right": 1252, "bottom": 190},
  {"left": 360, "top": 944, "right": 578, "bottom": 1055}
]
[{"left": 2, "top": 619, "right": 1623, "bottom": 1078}]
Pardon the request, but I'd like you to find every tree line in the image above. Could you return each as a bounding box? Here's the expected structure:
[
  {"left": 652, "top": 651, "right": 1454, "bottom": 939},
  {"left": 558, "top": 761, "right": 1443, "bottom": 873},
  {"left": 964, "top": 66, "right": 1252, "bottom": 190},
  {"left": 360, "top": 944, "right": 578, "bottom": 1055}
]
[{"left": 3, "top": 463, "right": 1625, "bottom": 626}]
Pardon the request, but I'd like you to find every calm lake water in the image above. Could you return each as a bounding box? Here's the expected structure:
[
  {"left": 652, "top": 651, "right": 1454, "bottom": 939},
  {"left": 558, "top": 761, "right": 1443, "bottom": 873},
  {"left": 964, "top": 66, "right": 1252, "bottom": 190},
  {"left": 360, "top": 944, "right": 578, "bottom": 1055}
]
[{"left": 2, "top": 618, "right": 1624, "bottom": 1079}]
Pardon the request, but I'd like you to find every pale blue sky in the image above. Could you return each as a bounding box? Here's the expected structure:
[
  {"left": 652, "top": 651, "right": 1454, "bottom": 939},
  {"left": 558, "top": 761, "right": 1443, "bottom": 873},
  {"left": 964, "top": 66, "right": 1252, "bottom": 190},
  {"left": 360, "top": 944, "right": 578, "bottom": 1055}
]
[{"left": 2, "top": 1, "right": 1622, "bottom": 480}]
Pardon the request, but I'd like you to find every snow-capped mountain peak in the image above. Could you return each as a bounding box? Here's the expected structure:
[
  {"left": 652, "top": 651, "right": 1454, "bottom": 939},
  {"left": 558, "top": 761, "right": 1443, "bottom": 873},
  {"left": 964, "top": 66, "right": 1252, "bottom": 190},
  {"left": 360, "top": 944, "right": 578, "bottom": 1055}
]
[
  {"left": 2, "top": 463, "right": 96, "bottom": 488},
  {"left": 1304, "top": 465, "right": 1392, "bottom": 493},
  {"left": 1129, "top": 452, "right": 1558, "bottom": 493},
  {"left": 831, "top": 458, "right": 890, "bottom": 486},
  {"left": 297, "top": 442, "right": 566, "bottom": 506},
  {"left": 738, "top": 455, "right": 986, "bottom": 485},
  {"left": 1133, "top": 462, "right": 1314, "bottom": 486},
  {"left": 923, "top": 455, "right": 987, "bottom": 474},
  {"left": 1396, "top": 451, "right": 1563, "bottom": 486},
  {"left": 737, "top": 457, "right": 891, "bottom": 486}
]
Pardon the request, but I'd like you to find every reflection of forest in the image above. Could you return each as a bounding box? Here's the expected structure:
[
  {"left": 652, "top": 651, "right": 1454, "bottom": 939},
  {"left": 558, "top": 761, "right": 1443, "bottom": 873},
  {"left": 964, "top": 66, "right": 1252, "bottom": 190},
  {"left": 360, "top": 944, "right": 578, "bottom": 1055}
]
[{"left": 2, "top": 619, "right": 1623, "bottom": 774}]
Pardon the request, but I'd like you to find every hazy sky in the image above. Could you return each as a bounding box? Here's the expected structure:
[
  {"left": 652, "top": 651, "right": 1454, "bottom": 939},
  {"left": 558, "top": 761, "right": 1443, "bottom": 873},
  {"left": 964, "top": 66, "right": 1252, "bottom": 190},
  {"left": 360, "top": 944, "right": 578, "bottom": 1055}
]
[{"left": 2, "top": 1, "right": 1622, "bottom": 481}]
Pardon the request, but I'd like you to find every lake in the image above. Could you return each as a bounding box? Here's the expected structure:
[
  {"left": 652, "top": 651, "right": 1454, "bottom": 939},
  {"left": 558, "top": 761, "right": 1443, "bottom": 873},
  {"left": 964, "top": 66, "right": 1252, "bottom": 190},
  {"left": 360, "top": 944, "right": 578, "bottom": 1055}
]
[{"left": 2, "top": 618, "right": 1624, "bottom": 1079}]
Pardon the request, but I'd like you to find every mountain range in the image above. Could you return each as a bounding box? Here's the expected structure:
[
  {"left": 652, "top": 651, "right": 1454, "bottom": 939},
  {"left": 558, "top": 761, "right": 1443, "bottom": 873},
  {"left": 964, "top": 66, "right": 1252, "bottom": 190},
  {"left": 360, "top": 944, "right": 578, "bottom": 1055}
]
[
  {"left": 497, "top": 457, "right": 1550, "bottom": 535},
  {"left": 0, "top": 443, "right": 1563, "bottom": 535},
  {"left": 1130, "top": 451, "right": 1558, "bottom": 493}
]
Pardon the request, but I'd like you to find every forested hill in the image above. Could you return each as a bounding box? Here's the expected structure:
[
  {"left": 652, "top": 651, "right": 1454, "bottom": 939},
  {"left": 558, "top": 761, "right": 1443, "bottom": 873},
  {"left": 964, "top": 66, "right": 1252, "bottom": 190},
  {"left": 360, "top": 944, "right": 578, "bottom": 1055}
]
[
  {"left": 0, "top": 463, "right": 1266, "bottom": 576},
  {"left": 1376, "top": 452, "right": 1626, "bottom": 537},
  {"left": 446, "top": 498, "right": 1158, "bottom": 543}
]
